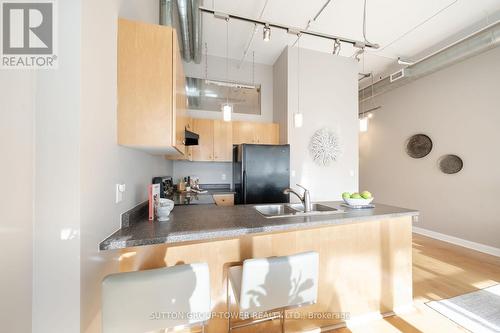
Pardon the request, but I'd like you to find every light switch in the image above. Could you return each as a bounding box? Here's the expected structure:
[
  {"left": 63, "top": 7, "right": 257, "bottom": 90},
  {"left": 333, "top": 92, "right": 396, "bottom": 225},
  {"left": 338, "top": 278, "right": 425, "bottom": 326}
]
[{"left": 116, "top": 184, "right": 126, "bottom": 203}]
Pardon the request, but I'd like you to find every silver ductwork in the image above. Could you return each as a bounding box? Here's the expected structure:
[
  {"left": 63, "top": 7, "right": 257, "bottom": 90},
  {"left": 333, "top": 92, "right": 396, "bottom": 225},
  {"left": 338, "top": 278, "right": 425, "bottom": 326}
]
[
  {"left": 160, "top": 0, "right": 202, "bottom": 64},
  {"left": 176, "top": 0, "right": 193, "bottom": 61},
  {"left": 359, "top": 21, "right": 500, "bottom": 102},
  {"left": 190, "top": 0, "right": 202, "bottom": 64}
]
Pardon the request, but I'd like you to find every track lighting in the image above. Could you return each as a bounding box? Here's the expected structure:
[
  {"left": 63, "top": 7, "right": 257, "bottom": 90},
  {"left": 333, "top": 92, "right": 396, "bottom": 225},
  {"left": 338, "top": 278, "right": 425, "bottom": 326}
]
[{"left": 263, "top": 24, "right": 271, "bottom": 42}]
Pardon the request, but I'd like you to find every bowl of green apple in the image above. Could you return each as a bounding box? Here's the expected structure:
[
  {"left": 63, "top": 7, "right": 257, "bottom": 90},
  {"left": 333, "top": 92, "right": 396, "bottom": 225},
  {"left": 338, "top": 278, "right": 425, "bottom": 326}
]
[{"left": 342, "top": 191, "right": 374, "bottom": 206}]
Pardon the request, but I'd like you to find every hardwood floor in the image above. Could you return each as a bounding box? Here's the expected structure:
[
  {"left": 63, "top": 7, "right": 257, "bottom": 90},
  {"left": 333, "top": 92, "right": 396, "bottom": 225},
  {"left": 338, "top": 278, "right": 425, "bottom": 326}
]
[{"left": 332, "top": 233, "right": 500, "bottom": 333}]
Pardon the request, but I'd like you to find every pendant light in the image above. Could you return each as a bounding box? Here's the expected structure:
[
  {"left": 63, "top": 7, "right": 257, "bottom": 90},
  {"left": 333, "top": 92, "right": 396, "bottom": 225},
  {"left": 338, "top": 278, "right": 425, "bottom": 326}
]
[
  {"left": 294, "top": 34, "right": 303, "bottom": 128},
  {"left": 221, "top": 17, "right": 232, "bottom": 122}
]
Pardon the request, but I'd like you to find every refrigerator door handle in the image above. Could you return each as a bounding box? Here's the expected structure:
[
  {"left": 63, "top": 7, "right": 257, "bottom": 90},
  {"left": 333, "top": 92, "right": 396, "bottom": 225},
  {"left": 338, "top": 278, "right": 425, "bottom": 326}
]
[{"left": 243, "top": 170, "right": 247, "bottom": 203}]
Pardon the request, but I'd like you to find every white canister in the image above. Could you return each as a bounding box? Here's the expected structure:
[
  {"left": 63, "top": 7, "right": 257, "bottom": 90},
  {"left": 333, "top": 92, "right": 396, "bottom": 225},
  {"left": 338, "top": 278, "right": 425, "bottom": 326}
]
[{"left": 157, "top": 198, "right": 174, "bottom": 222}]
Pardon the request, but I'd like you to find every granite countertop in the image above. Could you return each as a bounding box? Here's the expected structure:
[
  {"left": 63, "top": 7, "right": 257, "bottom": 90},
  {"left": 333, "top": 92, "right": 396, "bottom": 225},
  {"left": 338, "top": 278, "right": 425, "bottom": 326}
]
[{"left": 99, "top": 202, "right": 418, "bottom": 251}]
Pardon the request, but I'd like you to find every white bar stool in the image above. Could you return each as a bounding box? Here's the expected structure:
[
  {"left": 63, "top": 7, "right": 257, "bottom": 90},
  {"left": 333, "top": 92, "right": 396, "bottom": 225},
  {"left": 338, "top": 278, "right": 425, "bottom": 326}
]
[
  {"left": 102, "top": 263, "right": 211, "bottom": 333},
  {"left": 227, "top": 251, "right": 319, "bottom": 332}
]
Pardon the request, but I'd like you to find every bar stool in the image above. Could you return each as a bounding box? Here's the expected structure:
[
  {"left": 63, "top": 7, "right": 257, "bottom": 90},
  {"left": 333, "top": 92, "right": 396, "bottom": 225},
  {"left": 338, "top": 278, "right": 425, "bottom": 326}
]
[
  {"left": 227, "top": 251, "right": 319, "bottom": 332},
  {"left": 102, "top": 263, "right": 211, "bottom": 333}
]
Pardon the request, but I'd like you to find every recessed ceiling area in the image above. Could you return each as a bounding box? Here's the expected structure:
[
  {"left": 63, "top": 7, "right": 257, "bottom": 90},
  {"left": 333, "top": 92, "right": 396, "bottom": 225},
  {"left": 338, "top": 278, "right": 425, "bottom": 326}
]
[{"left": 201, "top": 0, "right": 500, "bottom": 81}]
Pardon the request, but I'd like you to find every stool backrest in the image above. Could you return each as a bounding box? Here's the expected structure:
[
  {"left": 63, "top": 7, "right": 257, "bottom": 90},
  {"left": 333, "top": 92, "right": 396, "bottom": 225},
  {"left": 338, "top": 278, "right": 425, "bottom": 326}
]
[
  {"left": 102, "top": 263, "right": 210, "bottom": 333},
  {"left": 239, "top": 251, "right": 319, "bottom": 314}
]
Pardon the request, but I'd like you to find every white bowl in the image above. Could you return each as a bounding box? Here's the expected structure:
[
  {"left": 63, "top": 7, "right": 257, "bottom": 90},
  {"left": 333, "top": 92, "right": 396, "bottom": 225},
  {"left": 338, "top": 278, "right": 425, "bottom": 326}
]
[
  {"left": 157, "top": 199, "right": 174, "bottom": 221},
  {"left": 343, "top": 197, "right": 374, "bottom": 206}
]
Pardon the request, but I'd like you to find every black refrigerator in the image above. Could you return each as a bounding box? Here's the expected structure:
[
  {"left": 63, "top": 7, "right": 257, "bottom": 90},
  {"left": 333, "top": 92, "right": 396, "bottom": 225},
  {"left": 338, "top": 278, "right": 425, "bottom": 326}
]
[{"left": 233, "top": 144, "right": 290, "bottom": 205}]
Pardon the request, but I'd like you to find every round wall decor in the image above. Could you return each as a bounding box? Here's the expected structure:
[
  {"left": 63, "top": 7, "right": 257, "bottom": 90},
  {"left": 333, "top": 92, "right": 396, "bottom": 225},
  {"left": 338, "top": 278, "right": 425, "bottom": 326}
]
[
  {"left": 406, "top": 134, "right": 433, "bottom": 158},
  {"left": 309, "top": 128, "right": 342, "bottom": 166},
  {"left": 438, "top": 154, "right": 463, "bottom": 174}
]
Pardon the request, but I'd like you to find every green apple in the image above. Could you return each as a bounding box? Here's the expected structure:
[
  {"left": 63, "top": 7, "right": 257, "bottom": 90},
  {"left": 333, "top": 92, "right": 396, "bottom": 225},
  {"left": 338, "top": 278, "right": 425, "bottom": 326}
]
[
  {"left": 361, "top": 191, "right": 372, "bottom": 199},
  {"left": 342, "top": 192, "right": 351, "bottom": 199},
  {"left": 351, "top": 193, "right": 362, "bottom": 199}
]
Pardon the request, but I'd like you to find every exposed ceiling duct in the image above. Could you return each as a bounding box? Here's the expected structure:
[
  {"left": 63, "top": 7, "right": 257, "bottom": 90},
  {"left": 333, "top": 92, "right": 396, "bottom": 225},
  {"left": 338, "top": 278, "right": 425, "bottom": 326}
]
[
  {"left": 359, "top": 21, "right": 500, "bottom": 102},
  {"left": 160, "top": 0, "right": 202, "bottom": 64}
]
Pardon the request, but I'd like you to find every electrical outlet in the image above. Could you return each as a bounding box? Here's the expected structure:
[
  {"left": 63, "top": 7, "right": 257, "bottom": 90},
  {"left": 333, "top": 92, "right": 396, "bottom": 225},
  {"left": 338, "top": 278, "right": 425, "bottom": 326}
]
[
  {"left": 116, "top": 184, "right": 126, "bottom": 203},
  {"left": 221, "top": 173, "right": 227, "bottom": 181}
]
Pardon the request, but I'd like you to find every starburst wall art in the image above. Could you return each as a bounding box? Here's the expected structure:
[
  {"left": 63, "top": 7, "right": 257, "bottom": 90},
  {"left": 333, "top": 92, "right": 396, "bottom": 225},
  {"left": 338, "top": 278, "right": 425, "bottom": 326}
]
[{"left": 309, "top": 128, "right": 342, "bottom": 166}]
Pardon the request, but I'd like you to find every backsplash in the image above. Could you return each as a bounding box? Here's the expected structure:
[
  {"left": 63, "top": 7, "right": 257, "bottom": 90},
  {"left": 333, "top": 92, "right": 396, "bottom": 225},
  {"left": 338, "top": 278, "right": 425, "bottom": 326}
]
[{"left": 172, "top": 161, "right": 232, "bottom": 185}]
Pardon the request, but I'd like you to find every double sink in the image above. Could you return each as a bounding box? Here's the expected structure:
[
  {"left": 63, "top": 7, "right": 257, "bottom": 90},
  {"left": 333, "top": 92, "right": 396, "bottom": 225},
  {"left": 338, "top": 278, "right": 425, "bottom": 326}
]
[{"left": 255, "top": 203, "right": 343, "bottom": 218}]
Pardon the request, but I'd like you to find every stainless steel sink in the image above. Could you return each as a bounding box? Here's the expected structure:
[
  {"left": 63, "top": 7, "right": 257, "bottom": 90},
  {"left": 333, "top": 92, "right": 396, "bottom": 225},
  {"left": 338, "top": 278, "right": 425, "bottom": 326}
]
[
  {"left": 255, "top": 203, "right": 343, "bottom": 218},
  {"left": 254, "top": 204, "right": 299, "bottom": 217},
  {"left": 288, "top": 203, "right": 340, "bottom": 213}
]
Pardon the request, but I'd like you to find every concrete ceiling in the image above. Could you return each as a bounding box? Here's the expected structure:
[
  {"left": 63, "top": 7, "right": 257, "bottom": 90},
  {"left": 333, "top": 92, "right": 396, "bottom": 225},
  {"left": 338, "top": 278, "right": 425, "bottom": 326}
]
[{"left": 201, "top": 0, "right": 500, "bottom": 81}]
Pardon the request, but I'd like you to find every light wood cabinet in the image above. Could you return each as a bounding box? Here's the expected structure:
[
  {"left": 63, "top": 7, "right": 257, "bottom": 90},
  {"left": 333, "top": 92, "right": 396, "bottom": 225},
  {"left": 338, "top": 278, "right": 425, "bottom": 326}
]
[
  {"left": 117, "top": 18, "right": 187, "bottom": 155},
  {"left": 213, "top": 194, "right": 234, "bottom": 206},
  {"left": 232, "top": 121, "right": 279, "bottom": 145},
  {"left": 190, "top": 119, "right": 233, "bottom": 162},
  {"left": 186, "top": 120, "right": 279, "bottom": 162},
  {"left": 232, "top": 121, "right": 255, "bottom": 144},
  {"left": 255, "top": 122, "right": 279, "bottom": 144},
  {"left": 191, "top": 119, "right": 214, "bottom": 161},
  {"left": 213, "top": 120, "right": 233, "bottom": 161}
]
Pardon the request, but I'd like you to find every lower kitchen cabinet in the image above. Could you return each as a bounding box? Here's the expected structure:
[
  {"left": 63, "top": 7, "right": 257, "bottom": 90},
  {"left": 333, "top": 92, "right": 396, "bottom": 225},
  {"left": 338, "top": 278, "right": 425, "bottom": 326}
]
[{"left": 213, "top": 194, "right": 234, "bottom": 206}]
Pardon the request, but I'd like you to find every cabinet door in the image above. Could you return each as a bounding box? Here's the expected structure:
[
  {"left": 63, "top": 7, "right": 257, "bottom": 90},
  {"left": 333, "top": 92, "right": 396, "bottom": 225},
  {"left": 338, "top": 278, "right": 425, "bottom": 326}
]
[
  {"left": 213, "top": 194, "right": 234, "bottom": 206},
  {"left": 213, "top": 120, "right": 233, "bottom": 162},
  {"left": 191, "top": 119, "right": 214, "bottom": 161},
  {"left": 172, "top": 31, "right": 187, "bottom": 155},
  {"left": 117, "top": 19, "right": 173, "bottom": 148},
  {"left": 232, "top": 121, "right": 256, "bottom": 144},
  {"left": 255, "top": 123, "right": 279, "bottom": 144}
]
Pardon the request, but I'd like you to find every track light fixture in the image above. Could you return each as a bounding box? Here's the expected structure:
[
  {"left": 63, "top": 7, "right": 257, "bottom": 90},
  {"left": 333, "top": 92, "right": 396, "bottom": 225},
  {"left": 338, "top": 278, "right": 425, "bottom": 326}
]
[{"left": 263, "top": 24, "right": 271, "bottom": 42}]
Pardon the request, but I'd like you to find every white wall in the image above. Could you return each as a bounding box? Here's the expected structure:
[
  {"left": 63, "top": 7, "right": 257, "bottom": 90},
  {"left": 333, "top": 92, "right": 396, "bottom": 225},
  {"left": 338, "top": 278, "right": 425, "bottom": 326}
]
[
  {"left": 274, "top": 47, "right": 359, "bottom": 201},
  {"left": 183, "top": 55, "right": 273, "bottom": 122},
  {"left": 80, "top": 1, "right": 173, "bottom": 333},
  {"left": 360, "top": 46, "right": 500, "bottom": 248},
  {"left": 273, "top": 48, "right": 288, "bottom": 144},
  {"left": 0, "top": 71, "right": 35, "bottom": 332},
  {"left": 173, "top": 161, "right": 232, "bottom": 185},
  {"left": 32, "top": 0, "right": 81, "bottom": 331}
]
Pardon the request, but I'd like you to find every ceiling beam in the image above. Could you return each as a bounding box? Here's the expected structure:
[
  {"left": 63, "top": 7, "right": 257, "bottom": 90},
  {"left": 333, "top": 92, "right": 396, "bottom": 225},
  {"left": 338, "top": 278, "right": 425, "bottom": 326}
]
[{"left": 199, "top": 6, "right": 380, "bottom": 49}]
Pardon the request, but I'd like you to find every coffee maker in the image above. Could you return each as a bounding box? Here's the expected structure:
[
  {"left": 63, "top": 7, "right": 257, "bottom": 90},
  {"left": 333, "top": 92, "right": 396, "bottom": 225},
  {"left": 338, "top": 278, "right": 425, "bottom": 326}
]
[{"left": 152, "top": 176, "right": 174, "bottom": 198}]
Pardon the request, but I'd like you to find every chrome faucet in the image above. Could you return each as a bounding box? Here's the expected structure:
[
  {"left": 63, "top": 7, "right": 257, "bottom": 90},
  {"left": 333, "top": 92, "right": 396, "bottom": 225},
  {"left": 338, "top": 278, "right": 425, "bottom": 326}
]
[{"left": 284, "top": 184, "right": 312, "bottom": 212}]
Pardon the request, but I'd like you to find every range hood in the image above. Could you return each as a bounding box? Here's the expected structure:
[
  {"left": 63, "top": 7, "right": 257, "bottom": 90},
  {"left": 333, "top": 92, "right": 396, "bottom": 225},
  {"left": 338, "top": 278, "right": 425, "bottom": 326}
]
[{"left": 184, "top": 129, "right": 199, "bottom": 146}]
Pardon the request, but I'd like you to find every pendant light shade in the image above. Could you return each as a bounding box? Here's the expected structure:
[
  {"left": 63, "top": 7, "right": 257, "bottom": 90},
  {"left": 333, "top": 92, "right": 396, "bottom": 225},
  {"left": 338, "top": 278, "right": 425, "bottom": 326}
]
[
  {"left": 222, "top": 103, "right": 232, "bottom": 121},
  {"left": 359, "top": 117, "right": 368, "bottom": 132},
  {"left": 294, "top": 113, "right": 303, "bottom": 128}
]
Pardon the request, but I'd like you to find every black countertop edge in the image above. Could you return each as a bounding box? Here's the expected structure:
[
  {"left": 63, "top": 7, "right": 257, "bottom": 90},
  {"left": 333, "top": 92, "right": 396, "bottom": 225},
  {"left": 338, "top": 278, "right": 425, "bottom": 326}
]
[{"left": 100, "top": 202, "right": 419, "bottom": 251}]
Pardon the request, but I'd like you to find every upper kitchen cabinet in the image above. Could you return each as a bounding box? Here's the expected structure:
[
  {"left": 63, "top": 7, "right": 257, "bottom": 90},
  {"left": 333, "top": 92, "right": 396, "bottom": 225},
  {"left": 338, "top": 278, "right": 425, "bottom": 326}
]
[
  {"left": 190, "top": 119, "right": 233, "bottom": 162},
  {"left": 117, "top": 18, "right": 187, "bottom": 155},
  {"left": 213, "top": 120, "right": 233, "bottom": 161},
  {"left": 232, "top": 121, "right": 279, "bottom": 145},
  {"left": 191, "top": 118, "right": 214, "bottom": 161}
]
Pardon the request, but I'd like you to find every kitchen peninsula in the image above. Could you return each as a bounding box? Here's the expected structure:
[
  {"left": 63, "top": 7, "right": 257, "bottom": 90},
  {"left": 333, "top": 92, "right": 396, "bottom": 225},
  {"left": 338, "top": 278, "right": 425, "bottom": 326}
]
[{"left": 100, "top": 202, "right": 418, "bottom": 332}]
